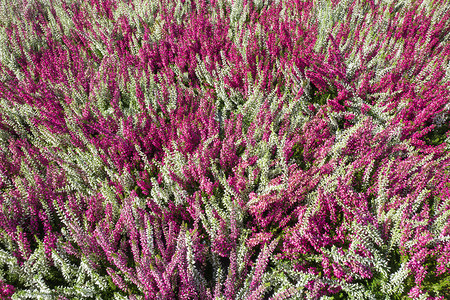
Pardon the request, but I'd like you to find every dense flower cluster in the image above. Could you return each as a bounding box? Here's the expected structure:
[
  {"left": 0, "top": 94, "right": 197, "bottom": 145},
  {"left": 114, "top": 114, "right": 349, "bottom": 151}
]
[{"left": 0, "top": 0, "right": 449, "bottom": 299}]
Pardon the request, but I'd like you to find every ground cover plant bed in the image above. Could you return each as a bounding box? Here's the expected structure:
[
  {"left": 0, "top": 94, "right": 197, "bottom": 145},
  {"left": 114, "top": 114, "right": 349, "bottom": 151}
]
[{"left": 0, "top": 0, "right": 450, "bottom": 298}]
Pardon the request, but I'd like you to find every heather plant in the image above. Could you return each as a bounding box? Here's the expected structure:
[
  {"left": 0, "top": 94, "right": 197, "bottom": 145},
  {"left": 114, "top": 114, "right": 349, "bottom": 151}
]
[{"left": 0, "top": 0, "right": 449, "bottom": 299}]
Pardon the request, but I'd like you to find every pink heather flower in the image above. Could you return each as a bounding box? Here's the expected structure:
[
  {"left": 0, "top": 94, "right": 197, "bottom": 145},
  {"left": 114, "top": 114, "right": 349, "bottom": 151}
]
[
  {"left": 247, "top": 232, "right": 274, "bottom": 248},
  {"left": 43, "top": 232, "right": 57, "bottom": 261},
  {"left": 344, "top": 114, "right": 355, "bottom": 120},
  {"left": 321, "top": 255, "right": 332, "bottom": 278},
  {"left": 0, "top": 280, "right": 15, "bottom": 298},
  {"left": 408, "top": 286, "right": 424, "bottom": 298},
  {"left": 361, "top": 103, "right": 371, "bottom": 114}
]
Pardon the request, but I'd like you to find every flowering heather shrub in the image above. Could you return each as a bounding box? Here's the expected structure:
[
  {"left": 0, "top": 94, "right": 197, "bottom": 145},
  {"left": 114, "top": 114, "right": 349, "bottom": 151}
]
[{"left": 0, "top": 0, "right": 450, "bottom": 298}]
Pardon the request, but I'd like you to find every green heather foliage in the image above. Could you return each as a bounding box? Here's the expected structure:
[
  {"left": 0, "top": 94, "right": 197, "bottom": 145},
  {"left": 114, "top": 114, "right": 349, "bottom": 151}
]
[{"left": 0, "top": 0, "right": 450, "bottom": 299}]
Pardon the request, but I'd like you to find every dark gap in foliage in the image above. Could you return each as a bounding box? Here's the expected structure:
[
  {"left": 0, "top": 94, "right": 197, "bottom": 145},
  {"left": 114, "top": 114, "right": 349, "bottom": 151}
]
[
  {"left": 100, "top": 276, "right": 128, "bottom": 299},
  {"left": 263, "top": 290, "right": 275, "bottom": 300},
  {"left": 269, "top": 145, "right": 278, "bottom": 162},
  {"left": 282, "top": 214, "right": 299, "bottom": 234},
  {"left": 421, "top": 251, "right": 450, "bottom": 298},
  {"left": 282, "top": 268, "right": 299, "bottom": 288},
  {"left": 202, "top": 185, "right": 227, "bottom": 214},
  {"left": 241, "top": 113, "right": 254, "bottom": 135},
  {"left": 327, "top": 205, "right": 346, "bottom": 244},
  {"left": 26, "top": 232, "right": 39, "bottom": 256},
  {"left": 124, "top": 242, "right": 137, "bottom": 271},
  {"left": 236, "top": 144, "right": 246, "bottom": 157},
  {"left": 270, "top": 73, "right": 284, "bottom": 91},
  {"left": 185, "top": 180, "right": 200, "bottom": 196},
  {"left": 269, "top": 204, "right": 301, "bottom": 242},
  {"left": 427, "top": 193, "right": 437, "bottom": 220},
  {"left": 21, "top": 119, "right": 32, "bottom": 138},
  {"left": 216, "top": 199, "right": 227, "bottom": 215},
  {"left": 51, "top": 195, "right": 68, "bottom": 233},
  {"left": 331, "top": 290, "right": 349, "bottom": 299},
  {"left": 173, "top": 74, "right": 190, "bottom": 89},
  {"left": 65, "top": 250, "right": 81, "bottom": 267},
  {"left": 173, "top": 283, "right": 179, "bottom": 299},
  {"left": 97, "top": 90, "right": 112, "bottom": 113},
  {"left": 212, "top": 184, "right": 225, "bottom": 201},
  {"left": 290, "top": 142, "right": 308, "bottom": 171},
  {"left": 242, "top": 212, "right": 257, "bottom": 233},
  {"left": 368, "top": 160, "right": 380, "bottom": 188},
  {"left": 351, "top": 168, "right": 366, "bottom": 193},
  {"left": 353, "top": 271, "right": 387, "bottom": 299},
  {"left": 423, "top": 120, "right": 450, "bottom": 147},
  {"left": 119, "top": 91, "right": 131, "bottom": 111},
  {"left": 309, "top": 82, "right": 337, "bottom": 107},
  {"left": 366, "top": 193, "right": 376, "bottom": 215},
  {"left": 222, "top": 166, "right": 234, "bottom": 181},
  {"left": 390, "top": 149, "right": 407, "bottom": 160},
  {"left": 127, "top": 281, "right": 143, "bottom": 297},
  {"left": 398, "top": 186, "right": 412, "bottom": 198},
  {"left": 202, "top": 257, "right": 215, "bottom": 283},
  {"left": 388, "top": 248, "right": 410, "bottom": 290},
  {"left": 249, "top": 245, "right": 262, "bottom": 267},
  {"left": 219, "top": 255, "right": 231, "bottom": 274},
  {"left": 45, "top": 266, "right": 67, "bottom": 289},
  {"left": 133, "top": 184, "right": 147, "bottom": 199},
  {"left": 1, "top": 264, "right": 25, "bottom": 292},
  {"left": 336, "top": 116, "right": 347, "bottom": 131},
  {"left": 204, "top": 170, "right": 216, "bottom": 186},
  {"left": 261, "top": 208, "right": 270, "bottom": 220}
]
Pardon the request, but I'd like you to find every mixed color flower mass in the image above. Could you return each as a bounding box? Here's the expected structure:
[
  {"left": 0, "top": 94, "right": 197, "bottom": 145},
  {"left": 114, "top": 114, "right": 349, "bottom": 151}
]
[{"left": 0, "top": 0, "right": 450, "bottom": 298}]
